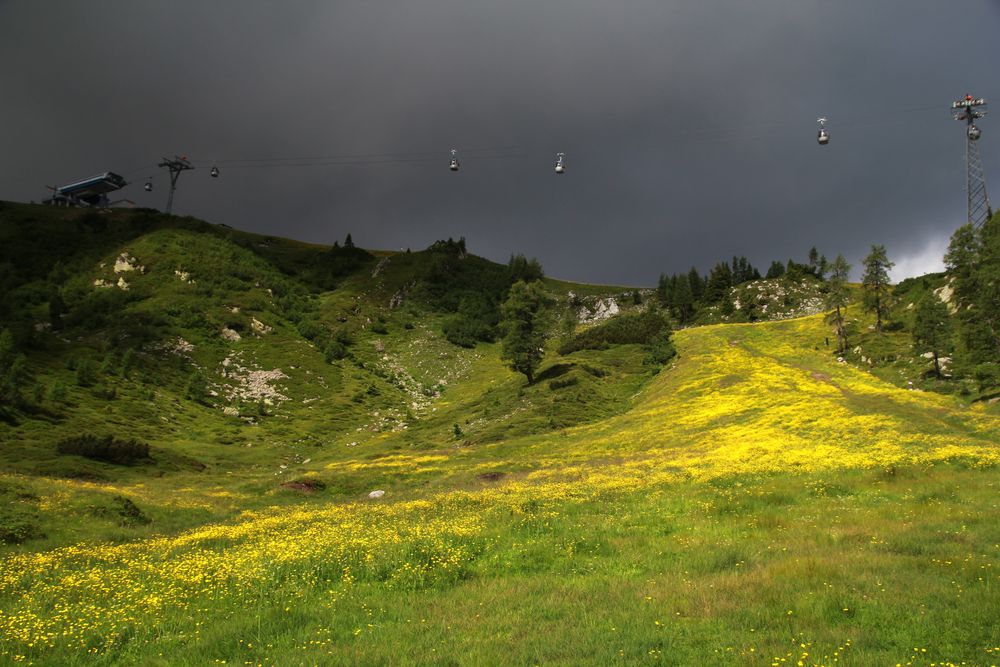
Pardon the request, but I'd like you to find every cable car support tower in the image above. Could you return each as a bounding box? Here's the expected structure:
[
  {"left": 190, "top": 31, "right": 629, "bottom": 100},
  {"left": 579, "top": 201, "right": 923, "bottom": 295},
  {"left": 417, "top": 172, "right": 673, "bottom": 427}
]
[
  {"left": 157, "top": 156, "right": 194, "bottom": 215},
  {"left": 952, "top": 95, "right": 992, "bottom": 227}
]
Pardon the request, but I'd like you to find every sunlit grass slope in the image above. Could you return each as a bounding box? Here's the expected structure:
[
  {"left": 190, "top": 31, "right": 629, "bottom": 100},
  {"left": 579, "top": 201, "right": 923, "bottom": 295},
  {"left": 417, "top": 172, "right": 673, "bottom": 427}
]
[{"left": 3, "top": 310, "right": 999, "bottom": 666}]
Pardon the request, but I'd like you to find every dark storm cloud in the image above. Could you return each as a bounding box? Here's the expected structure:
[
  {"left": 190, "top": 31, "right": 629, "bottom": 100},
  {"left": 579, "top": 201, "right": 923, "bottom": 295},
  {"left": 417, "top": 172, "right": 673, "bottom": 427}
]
[{"left": 1, "top": 0, "right": 998, "bottom": 284}]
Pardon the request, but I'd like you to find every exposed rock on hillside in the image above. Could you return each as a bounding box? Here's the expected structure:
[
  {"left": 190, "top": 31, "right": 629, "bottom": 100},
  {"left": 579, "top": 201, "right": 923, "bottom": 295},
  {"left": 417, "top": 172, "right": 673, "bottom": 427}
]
[
  {"left": 219, "top": 351, "right": 290, "bottom": 406},
  {"left": 113, "top": 253, "right": 144, "bottom": 274},
  {"left": 578, "top": 297, "right": 620, "bottom": 323},
  {"left": 704, "top": 278, "right": 826, "bottom": 323}
]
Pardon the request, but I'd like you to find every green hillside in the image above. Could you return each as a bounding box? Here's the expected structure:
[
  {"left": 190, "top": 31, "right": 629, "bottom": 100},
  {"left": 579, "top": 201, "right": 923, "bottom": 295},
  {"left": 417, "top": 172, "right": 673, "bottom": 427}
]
[{"left": 1, "top": 203, "right": 999, "bottom": 665}]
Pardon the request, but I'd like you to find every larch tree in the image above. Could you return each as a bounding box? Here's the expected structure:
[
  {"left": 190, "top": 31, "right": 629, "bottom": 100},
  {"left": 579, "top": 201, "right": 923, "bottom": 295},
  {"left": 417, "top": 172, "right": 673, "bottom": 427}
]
[
  {"left": 861, "top": 245, "right": 894, "bottom": 333},
  {"left": 825, "top": 254, "right": 851, "bottom": 354}
]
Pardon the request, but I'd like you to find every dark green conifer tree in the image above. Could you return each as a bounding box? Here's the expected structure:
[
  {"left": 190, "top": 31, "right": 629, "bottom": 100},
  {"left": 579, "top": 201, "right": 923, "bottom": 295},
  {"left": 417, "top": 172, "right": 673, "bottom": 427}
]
[
  {"left": 500, "top": 281, "right": 552, "bottom": 384},
  {"left": 861, "top": 245, "right": 894, "bottom": 333},
  {"left": 912, "top": 293, "right": 952, "bottom": 376}
]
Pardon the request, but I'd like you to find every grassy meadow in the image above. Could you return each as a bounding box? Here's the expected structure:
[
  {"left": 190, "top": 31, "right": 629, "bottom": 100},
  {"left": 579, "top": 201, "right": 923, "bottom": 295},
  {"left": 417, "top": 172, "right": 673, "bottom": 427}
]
[
  {"left": 1, "top": 204, "right": 999, "bottom": 665},
  {"left": 3, "top": 310, "right": 1000, "bottom": 665}
]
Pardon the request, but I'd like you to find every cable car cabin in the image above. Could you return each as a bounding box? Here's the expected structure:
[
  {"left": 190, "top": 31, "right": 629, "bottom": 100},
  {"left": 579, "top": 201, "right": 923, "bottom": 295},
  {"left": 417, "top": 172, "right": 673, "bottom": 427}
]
[
  {"left": 555, "top": 153, "right": 565, "bottom": 173},
  {"left": 210, "top": 166, "right": 220, "bottom": 177},
  {"left": 817, "top": 129, "right": 830, "bottom": 145},
  {"left": 47, "top": 172, "right": 128, "bottom": 207},
  {"left": 449, "top": 158, "right": 459, "bottom": 171}
]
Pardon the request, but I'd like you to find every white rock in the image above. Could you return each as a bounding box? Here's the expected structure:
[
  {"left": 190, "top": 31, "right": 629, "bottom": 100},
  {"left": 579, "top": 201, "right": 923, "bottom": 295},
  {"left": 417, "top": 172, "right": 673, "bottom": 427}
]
[
  {"left": 116, "top": 277, "right": 129, "bottom": 290},
  {"left": 114, "top": 253, "right": 140, "bottom": 273},
  {"left": 368, "top": 490, "right": 385, "bottom": 499},
  {"left": 221, "top": 327, "right": 242, "bottom": 342}
]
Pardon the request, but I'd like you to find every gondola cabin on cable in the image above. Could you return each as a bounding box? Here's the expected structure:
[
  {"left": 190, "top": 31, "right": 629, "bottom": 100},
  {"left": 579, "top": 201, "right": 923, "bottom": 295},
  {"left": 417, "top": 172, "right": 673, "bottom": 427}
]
[
  {"left": 816, "top": 117, "right": 830, "bottom": 145},
  {"left": 554, "top": 152, "right": 565, "bottom": 174},
  {"left": 449, "top": 149, "right": 459, "bottom": 171}
]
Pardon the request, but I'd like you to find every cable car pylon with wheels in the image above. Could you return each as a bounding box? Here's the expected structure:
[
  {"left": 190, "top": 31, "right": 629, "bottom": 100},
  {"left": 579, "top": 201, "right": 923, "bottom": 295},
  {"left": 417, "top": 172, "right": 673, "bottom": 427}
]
[{"left": 817, "top": 118, "right": 830, "bottom": 145}]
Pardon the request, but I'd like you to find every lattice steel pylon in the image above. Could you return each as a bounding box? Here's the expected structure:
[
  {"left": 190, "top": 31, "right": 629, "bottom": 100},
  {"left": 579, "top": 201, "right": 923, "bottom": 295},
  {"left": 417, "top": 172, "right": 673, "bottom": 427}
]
[
  {"left": 157, "top": 155, "right": 194, "bottom": 215},
  {"left": 952, "top": 95, "right": 992, "bottom": 227}
]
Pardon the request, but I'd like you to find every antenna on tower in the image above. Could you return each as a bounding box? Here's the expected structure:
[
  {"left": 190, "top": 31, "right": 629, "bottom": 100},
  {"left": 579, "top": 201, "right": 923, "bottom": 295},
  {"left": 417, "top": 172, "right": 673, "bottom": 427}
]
[
  {"left": 157, "top": 155, "right": 194, "bottom": 215},
  {"left": 951, "top": 94, "right": 992, "bottom": 227}
]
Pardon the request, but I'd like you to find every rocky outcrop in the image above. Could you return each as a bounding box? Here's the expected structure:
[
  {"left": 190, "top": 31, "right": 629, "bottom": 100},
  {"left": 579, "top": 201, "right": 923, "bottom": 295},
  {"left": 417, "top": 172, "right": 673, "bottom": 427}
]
[{"left": 578, "top": 298, "right": 620, "bottom": 323}]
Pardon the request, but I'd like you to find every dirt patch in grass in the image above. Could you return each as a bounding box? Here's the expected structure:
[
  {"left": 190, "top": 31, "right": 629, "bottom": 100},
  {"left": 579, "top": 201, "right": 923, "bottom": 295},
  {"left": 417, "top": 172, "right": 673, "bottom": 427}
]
[{"left": 280, "top": 478, "right": 326, "bottom": 493}]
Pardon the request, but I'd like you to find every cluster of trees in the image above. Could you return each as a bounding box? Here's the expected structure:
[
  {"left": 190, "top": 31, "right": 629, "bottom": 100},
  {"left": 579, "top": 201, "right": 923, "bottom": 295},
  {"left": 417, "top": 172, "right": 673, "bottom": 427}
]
[
  {"left": 944, "top": 217, "right": 1000, "bottom": 389},
  {"left": 657, "top": 256, "right": 759, "bottom": 324},
  {"left": 656, "top": 249, "right": 830, "bottom": 324},
  {"left": 500, "top": 285, "right": 675, "bottom": 385},
  {"left": 307, "top": 233, "right": 375, "bottom": 289},
  {"left": 424, "top": 240, "right": 544, "bottom": 348},
  {"left": 827, "top": 245, "right": 898, "bottom": 355}
]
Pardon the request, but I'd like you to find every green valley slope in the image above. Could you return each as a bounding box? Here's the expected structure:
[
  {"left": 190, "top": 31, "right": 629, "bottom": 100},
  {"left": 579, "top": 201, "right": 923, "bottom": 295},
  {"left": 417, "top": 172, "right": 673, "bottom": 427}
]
[{"left": 2, "top": 203, "right": 1000, "bottom": 665}]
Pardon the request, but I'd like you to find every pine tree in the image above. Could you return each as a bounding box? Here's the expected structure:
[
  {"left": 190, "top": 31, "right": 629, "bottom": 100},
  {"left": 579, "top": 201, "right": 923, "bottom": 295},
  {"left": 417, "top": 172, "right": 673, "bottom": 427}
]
[
  {"left": 507, "top": 254, "right": 544, "bottom": 283},
  {"left": 912, "top": 293, "right": 952, "bottom": 377},
  {"left": 671, "top": 276, "right": 694, "bottom": 323},
  {"left": 946, "top": 215, "right": 1000, "bottom": 388},
  {"left": 687, "top": 267, "right": 704, "bottom": 302},
  {"left": 705, "top": 262, "right": 733, "bottom": 303},
  {"left": 656, "top": 273, "right": 669, "bottom": 305},
  {"left": 825, "top": 255, "right": 851, "bottom": 354},
  {"left": 944, "top": 224, "right": 979, "bottom": 310},
  {"left": 861, "top": 245, "right": 894, "bottom": 333},
  {"left": 766, "top": 261, "right": 785, "bottom": 279},
  {"left": 500, "top": 281, "right": 552, "bottom": 384},
  {"left": 344, "top": 233, "right": 354, "bottom": 248}
]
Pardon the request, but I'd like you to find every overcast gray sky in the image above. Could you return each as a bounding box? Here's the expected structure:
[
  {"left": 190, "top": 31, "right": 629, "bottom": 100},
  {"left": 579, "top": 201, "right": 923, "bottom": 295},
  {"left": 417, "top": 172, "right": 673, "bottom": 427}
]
[{"left": 1, "top": 1, "right": 998, "bottom": 285}]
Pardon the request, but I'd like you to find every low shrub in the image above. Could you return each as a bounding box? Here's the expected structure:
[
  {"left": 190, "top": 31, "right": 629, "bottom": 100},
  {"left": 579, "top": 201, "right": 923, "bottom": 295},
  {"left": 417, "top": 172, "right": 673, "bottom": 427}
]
[
  {"left": 90, "top": 495, "right": 151, "bottom": 526},
  {"left": 559, "top": 310, "right": 670, "bottom": 355},
  {"left": 549, "top": 376, "right": 580, "bottom": 390},
  {"left": 56, "top": 434, "right": 151, "bottom": 465}
]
